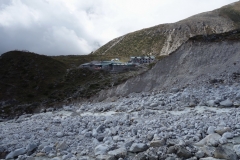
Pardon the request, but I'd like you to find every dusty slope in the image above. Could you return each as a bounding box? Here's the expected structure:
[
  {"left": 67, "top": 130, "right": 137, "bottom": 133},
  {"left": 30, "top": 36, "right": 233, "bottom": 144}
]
[
  {"left": 96, "top": 30, "right": 240, "bottom": 101},
  {"left": 93, "top": 1, "right": 240, "bottom": 57}
]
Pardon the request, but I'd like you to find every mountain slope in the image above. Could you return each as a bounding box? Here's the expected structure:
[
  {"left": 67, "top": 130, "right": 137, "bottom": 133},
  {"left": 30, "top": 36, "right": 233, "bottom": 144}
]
[
  {"left": 93, "top": 1, "right": 240, "bottom": 57},
  {"left": 0, "top": 51, "right": 67, "bottom": 103},
  {"left": 0, "top": 51, "right": 148, "bottom": 118},
  {"left": 95, "top": 29, "right": 240, "bottom": 101}
]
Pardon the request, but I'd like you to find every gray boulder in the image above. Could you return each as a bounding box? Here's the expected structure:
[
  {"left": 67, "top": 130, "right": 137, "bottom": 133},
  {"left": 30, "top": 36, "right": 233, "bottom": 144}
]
[
  {"left": 215, "top": 127, "right": 231, "bottom": 135},
  {"left": 56, "top": 141, "right": 68, "bottom": 150},
  {"left": 222, "top": 132, "right": 234, "bottom": 139},
  {"left": 219, "top": 99, "right": 233, "bottom": 107},
  {"left": 6, "top": 148, "right": 26, "bottom": 159},
  {"left": 207, "top": 126, "right": 216, "bottom": 135},
  {"left": 214, "top": 146, "right": 237, "bottom": 160},
  {"left": 200, "top": 146, "right": 216, "bottom": 157},
  {"left": 167, "top": 145, "right": 192, "bottom": 159},
  {"left": 175, "top": 146, "right": 192, "bottom": 159},
  {"left": 167, "top": 146, "right": 177, "bottom": 154},
  {"left": 108, "top": 147, "right": 127, "bottom": 158},
  {"left": 233, "top": 144, "right": 240, "bottom": 156},
  {"left": 129, "top": 143, "right": 149, "bottom": 153},
  {"left": 150, "top": 103, "right": 158, "bottom": 108},
  {"left": 26, "top": 143, "right": 38, "bottom": 153},
  {"left": 195, "top": 133, "right": 221, "bottom": 147},
  {"left": 56, "top": 132, "right": 64, "bottom": 137},
  {"left": 42, "top": 146, "right": 52, "bottom": 153},
  {"left": 236, "top": 92, "right": 240, "bottom": 100},
  {"left": 206, "top": 100, "right": 216, "bottom": 107},
  {"left": 96, "top": 124, "right": 105, "bottom": 133},
  {"left": 219, "top": 137, "right": 228, "bottom": 144},
  {"left": 95, "top": 144, "right": 109, "bottom": 156},
  {"left": 149, "top": 139, "right": 166, "bottom": 147},
  {"left": 195, "top": 151, "right": 205, "bottom": 158}
]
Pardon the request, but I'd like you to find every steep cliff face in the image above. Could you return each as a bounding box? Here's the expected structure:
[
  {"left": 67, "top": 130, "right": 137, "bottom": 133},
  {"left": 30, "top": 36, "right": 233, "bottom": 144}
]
[
  {"left": 93, "top": 1, "right": 240, "bottom": 57},
  {"left": 96, "top": 31, "right": 240, "bottom": 101}
]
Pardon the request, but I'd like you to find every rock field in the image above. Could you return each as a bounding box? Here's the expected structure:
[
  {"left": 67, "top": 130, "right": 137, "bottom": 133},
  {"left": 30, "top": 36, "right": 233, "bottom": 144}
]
[{"left": 1, "top": 83, "right": 240, "bottom": 160}]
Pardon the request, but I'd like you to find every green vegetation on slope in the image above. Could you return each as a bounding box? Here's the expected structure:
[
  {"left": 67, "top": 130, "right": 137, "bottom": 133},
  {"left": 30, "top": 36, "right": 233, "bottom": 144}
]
[
  {"left": 0, "top": 51, "right": 67, "bottom": 103},
  {"left": 93, "top": 26, "right": 165, "bottom": 57},
  {"left": 0, "top": 51, "right": 146, "bottom": 118}
]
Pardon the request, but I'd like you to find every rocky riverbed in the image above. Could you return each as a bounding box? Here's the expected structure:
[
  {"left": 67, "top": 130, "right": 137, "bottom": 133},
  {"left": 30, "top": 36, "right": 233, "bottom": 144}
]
[{"left": 1, "top": 83, "right": 240, "bottom": 160}]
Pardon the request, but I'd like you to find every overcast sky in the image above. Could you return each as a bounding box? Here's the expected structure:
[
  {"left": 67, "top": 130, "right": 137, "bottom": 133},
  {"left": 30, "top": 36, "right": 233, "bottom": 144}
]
[{"left": 0, "top": 0, "right": 237, "bottom": 55}]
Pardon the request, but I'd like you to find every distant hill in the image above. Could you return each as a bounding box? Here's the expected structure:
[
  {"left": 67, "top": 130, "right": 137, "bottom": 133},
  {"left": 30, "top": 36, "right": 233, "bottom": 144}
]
[
  {"left": 93, "top": 1, "right": 240, "bottom": 57},
  {"left": 0, "top": 51, "right": 67, "bottom": 102},
  {"left": 0, "top": 51, "right": 144, "bottom": 119}
]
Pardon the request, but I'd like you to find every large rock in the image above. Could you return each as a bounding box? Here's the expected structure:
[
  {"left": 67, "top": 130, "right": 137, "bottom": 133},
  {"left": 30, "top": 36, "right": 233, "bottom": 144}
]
[
  {"left": 129, "top": 143, "right": 149, "bottom": 153},
  {"left": 96, "top": 134, "right": 105, "bottom": 142},
  {"left": 95, "top": 144, "right": 109, "bottom": 156},
  {"left": 195, "top": 151, "right": 205, "bottom": 158},
  {"left": 233, "top": 144, "right": 240, "bottom": 157},
  {"left": 149, "top": 139, "right": 166, "bottom": 147},
  {"left": 56, "top": 141, "right": 68, "bottom": 150},
  {"left": 42, "top": 146, "right": 52, "bottom": 153},
  {"left": 206, "top": 100, "right": 216, "bottom": 107},
  {"left": 167, "top": 146, "right": 177, "bottom": 154},
  {"left": 56, "top": 132, "right": 64, "bottom": 137},
  {"left": 200, "top": 146, "right": 216, "bottom": 157},
  {"left": 215, "top": 127, "right": 231, "bottom": 135},
  {"left": 6, "top": 148, "right": 26, "bottom": 159},
  {"left": 214, "top": 146, "right": 237, "bottom": 160},
  {"left": 195, "top": 133, "right": 221, "bottom": 147},
  {"left": 108, "top": 147, "right": 127, "bottom": 158},
  {"left": 219, "top": 99, "right": 233, "bottom": 107},
  {"left": 175, "top": 146, "right": 192, "bottom": 159},
  {"left": 218, "top": 137, "right": 228, "bottom": 144},
  {"left": 222, "top": 132, "right": 234, "bottom": 139},
  {"left": 207, "top": 126, "right": 216, "bottom": 135},
  {"left": 96, "top": 124, "right": 105, "bottom": 133},
  {"left": 150, "top": 103, "right": 158, "bottom": 108},
  {"left": 26, "top": 143, "right": 38, "bottom": 153}
]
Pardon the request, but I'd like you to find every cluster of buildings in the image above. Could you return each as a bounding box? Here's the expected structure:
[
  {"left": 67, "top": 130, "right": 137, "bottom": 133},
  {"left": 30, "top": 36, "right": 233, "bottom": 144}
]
[
  {"left": 130, "top": 56, "right": 155, "bottom": 64},
  {"left": 80, "top": 56, "right": 155, "bottom": 73}
]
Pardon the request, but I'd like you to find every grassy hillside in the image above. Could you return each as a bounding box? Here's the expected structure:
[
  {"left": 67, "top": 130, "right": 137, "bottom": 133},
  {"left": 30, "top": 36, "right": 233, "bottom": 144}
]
[
  {"left": 0, "top": 51, "right": 146, "bottom": 118},
  {"left": 0, "top": 51, "right": 67, "bottom": 103},
  {"left": 93, "top": 26, "right": 166, "bottom": 58},
  {"left": 93, "top": 1, "right": 240, "bottom": 57}
]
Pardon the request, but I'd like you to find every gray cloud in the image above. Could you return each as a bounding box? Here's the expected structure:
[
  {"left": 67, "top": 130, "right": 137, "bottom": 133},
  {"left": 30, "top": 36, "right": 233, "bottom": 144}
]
[{"left": 0, "top": 0, "right": 237, "bottom": 55}]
